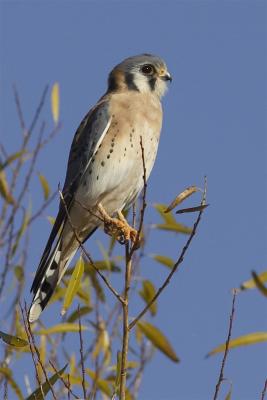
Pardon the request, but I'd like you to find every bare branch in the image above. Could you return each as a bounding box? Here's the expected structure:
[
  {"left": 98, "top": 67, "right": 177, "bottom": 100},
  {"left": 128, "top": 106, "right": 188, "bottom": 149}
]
[
  {"left": 78, "top": 305, "right": 87, "bottom": 399},
  {"left": 129, "top": 179, "right": 207, "bottom": 330},
  {"left": 213, "top": 290, "right": 238, "bottom": 400},
  {"left": 261, "top": 379, "right": 267, "bottom": 400},
  {"left": 58, "top": 189, "right": 125, "bottom": 304}
]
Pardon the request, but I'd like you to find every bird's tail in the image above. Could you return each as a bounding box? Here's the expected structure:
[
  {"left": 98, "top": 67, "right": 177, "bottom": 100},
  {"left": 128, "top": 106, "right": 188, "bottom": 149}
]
[{"left": 28, "top": 238, "right": 77, "bottom": 323}]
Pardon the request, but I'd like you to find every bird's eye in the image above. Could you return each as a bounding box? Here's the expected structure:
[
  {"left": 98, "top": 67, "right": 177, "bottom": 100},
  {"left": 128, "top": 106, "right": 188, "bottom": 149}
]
[{"left": 141, "top": 64, "right": 154, "bottom": 75}]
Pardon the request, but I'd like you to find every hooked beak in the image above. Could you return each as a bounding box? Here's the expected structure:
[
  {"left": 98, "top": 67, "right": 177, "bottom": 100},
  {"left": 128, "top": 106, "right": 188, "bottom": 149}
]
[{"left": 160, "top": 71, "right": 172, "bottom": 82}]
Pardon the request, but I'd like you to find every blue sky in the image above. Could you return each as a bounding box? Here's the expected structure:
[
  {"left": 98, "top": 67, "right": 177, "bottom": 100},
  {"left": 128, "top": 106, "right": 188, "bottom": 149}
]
[{"left": 1, "top": 1, "right": 267, "bottom": 399}]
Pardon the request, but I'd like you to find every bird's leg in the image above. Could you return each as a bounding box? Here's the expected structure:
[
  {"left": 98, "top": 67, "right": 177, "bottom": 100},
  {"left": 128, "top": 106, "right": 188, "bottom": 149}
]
[{"left": 97, "top": 204, "right": 139, "bottom": 246}]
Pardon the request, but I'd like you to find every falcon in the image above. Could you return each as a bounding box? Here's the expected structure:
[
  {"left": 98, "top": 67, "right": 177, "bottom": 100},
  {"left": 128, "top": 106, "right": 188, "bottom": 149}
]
[{"left": 29, "top": 54, "right": 172, "bottom": 322}]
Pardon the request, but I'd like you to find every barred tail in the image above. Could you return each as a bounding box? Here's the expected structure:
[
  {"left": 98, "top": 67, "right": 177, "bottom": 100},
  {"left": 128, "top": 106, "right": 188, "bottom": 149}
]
[{"left": 29, "top": 240, "right": 76, "bottom": 323}]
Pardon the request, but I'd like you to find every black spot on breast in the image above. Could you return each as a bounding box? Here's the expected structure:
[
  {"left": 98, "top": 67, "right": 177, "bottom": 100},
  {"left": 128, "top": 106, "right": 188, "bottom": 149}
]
[
  {"left": 149, "top": 78, "right": 156, "bottom": 91},
  {"left": 101, "top": 161, "right": 105, "bottom": 166},
  {"left": 110, "top": 149, "right": 113, "bottom": 153},
  {"left": 107, "top": 155, "right": 110, "bottom": 159}
]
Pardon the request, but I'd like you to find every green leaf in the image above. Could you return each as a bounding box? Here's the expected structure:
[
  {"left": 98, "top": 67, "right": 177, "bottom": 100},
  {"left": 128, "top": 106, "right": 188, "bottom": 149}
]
[
  {"left": 0, "top": 150, "right": 26, "bottom": 171},
  {"left": 61, "top": 257, "right": 84, "bottom": 315},
  {"left": 34, "top": 323, "right": 88, "bottom": 335},
  {"left": 139, "top": 280, "right": 157, "bottom": 316},
  {"left": 207, "top": 332, "right": 267, "bottom": 357},
  {"left": 67, "top": 306, "right": 93, "bottom": 323},
  {"left": 152, "top": 254, "right": 174, "bottom": 269},
  {"left": 38, "top": 173, "right": 50, "bottom": 200},
  {"left": 26, "top": 364, "right": 67, "bottom": 400},
  {"left": 240, "top": 270, "right": 267, "bottom": 290},
  {"left": 0, "top": 330, "right": 28, "bottom": 347},
  {"left": 86, "top": 369, "right": 112, "bottom": 396},
  {"left": 0, "top": 367, "right": 23, "bottom": 399},
  {"left": 0, "top": 170, "right": 14, "bottom": 204},
  {"left": 137, "top": 321, "right": 179, "bottom": 363}
]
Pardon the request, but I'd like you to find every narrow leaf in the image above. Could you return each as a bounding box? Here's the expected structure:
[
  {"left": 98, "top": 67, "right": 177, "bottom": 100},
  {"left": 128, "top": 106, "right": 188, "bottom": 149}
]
[
  {"left": 38, "top": 173, "right": 50, "bottom": 200},
  {"left": 61, "top": 257, "right": 84, "bottom": 315},
  {"left": 34, "top": 323, "right": 88, "bottom": 335},
  {"left": 0, "top": 170, "right": 14, "bottom": 204},
  {"left": 0, "top": 367, "right": 23, "bottom": 399},
  {"left": 26, "top": 364, "right": 67, "bottom": 400},
  {"left": 0, "top": 150, "right": 26, "bottom": 171},
  {"left": 154, "top": 222, "right": 192, "bottom": 234},
  {"left": 67, "top": 306, "right": 93, "bottom": 323},
  {"left": 86, "top": 369, "right": 112, "bottom": 396},
  {"left": 240, "top": 270, "right": 267, "bottom": 291},
  {"left": 165, "top": 186, "right": 199, "bottom": 213},
  {"left": 137, "top": 321, "right": 179, "bottom": 362},
  {"left": 0, "top": 330, "right": 28, "bottom": 347},
  {"left": 152, "top": 254, "right": 174, "bottom": 269},
  {"left": 51, "top": 82, "right": 60, "bottom": 124},
  {"left": 207, "top": 332, "right": 267, "bottom": 357},
  {"left": 11, "top": 209, "right": 31, "bottom": 257},
  {"left": 225, "top": 384, "right": 232, "bottom": 400},
  {"left": 176, "top": 204, "right": 209, "bottom": 214},
  {"left": 251, "top": 270, "right": 267, "bottom": 297},
  {"left": 154, "top": 203, "right": 177, "bottom": 224},
  {"left": 139, "top": 280, "right": 157, "bottom": 316}
]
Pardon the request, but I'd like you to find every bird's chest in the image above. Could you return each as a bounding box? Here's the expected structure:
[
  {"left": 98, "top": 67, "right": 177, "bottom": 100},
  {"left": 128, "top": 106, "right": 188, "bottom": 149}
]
[{"left": 78, "top": 94, "right": 162, "bottom": 212}]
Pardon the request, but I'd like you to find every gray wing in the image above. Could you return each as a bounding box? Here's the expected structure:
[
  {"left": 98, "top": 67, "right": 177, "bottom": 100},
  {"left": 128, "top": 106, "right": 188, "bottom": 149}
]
[
  {"left": 63, "top": 99, "right": 111, "bottom": 199},
  {"left": 31, "top": 99, "right": 111, "bottom": 293}
]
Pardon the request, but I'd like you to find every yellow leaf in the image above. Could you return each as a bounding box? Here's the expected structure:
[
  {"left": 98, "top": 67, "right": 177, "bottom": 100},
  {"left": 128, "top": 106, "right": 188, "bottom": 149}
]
[
  {"left": 207, "top": 332, "right": 267, "bottom": 357},
  {"left": 92, "top": 322, "right": 110, "bottom": 360},
  {"left": 154, "top": 222, "right": 192, "bottom": 234},
  {"left": 0, "top": 367, "right": 23, "bottom": 399},
  {"left": 37, "top": 335, "right": 46, "bottom": 380},
  {"left": 61, "top": 257, "right": 84, "bottom": 315},
  {"left": 0, "top": 150, "right": 26, "bottom": 171},
  {"left": 251, "top": 271, "right": 267, "bottom": 297},
  {"left": 47, "top": 216, "right": 56, "bottom": 225},
  {"left": 38, "top": 173, "right": 50, "bottom": 200},
  {"left": 0, "top": 330, "right": 28, "bottom": 347},
  {"left": 0, "top": 170, "right": 14, "bottom": 204},
  {"left": 67, "top": 306, "right": 93, "bottom": 323},
  {"left": 86, "top": 369, "right": 112, "bottom": 396},
  {"left": 152, "top": 254, "right": 174, "bottom": 269},
  {"left": 51, "top": 82, "right": 60, "bottom": 124},
  {"left": 25, "top": 364, "right": 67, "bottom": 400},
  {"left": 154, "top": 203, "right": 177, "bottom": 225},
  {"left": 137, "top": 321, "right": 179, "bottom": 363},
  {"left": 165, "top": 186, "right": 199, "bottom": 213},
  {"left": 139, "top": 280, "right": 157, "bottom": 316},
  {"left": 34, "top": 323, "right": 88, "bottom": 335},
  {"left": 225, "top": 384, "right": 232, "bottom": 400},
  {"left": 240, "top": 270, "right": 267, "bottom": 291},
  {"left": 14, "top": 265, "right": 24, "bottom": 282}
]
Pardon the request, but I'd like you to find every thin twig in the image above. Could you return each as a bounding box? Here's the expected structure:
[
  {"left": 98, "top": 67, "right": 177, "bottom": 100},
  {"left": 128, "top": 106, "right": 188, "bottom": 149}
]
[
  {"left": 13, "top": 84, "right": 25, "bottom": 132},
  {"left": 49, "top": 360, "right": 79, "bottom": 399},
  {"left": 213, "top": 290, "right": 237, "bottom": 400},
  {"left": 24, "top": 302, "right": 57, "bottom": 400},
  {"left": 260, "top": 378, "right": 267, "bottom": 400},
  {"left": 78, "top": 305, "right": 87, "bottom": 400},
  {"left": 19, "top": 303, "right": 45, "bottom": 399},
  {"left": 58, "top": 189, "right": 125, "bottom": 304},
  {"left": 129, "top": 180, "right": 207, "bottom": 330},
  {"left": 119, "top": 242, "right": 132, "bottom": 400}
]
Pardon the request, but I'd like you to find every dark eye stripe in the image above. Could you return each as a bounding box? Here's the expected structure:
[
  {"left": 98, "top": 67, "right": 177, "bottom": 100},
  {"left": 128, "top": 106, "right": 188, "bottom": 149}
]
[
  {"left": 125, "top": 72, "right": 139, "bottom": 91},
  {"left": 148, "top": 78, "right": 156, "bottom": 91}
]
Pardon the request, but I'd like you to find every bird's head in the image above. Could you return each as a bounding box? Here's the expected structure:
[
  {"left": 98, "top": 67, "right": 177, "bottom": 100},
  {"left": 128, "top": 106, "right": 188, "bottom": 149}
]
[{"left": 108, "top": 54, "right": 172, "bottom": 99}]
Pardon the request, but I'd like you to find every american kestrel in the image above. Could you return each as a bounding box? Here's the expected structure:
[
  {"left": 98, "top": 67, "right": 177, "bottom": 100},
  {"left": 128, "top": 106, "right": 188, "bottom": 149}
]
[{"left": 29, "top": 54, "right": 172, "bottom": 322}]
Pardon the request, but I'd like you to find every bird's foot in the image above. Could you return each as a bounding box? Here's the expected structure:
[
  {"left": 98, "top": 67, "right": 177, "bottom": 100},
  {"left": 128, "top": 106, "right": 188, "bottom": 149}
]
[{"left": 97, "top": 204, "right": 140, "bottom": 247}]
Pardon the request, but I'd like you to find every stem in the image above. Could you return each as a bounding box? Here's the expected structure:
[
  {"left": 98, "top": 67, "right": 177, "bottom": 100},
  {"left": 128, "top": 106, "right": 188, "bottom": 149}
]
[{"left": 119, "top": 243, "right": 132, "bottom": 399}]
